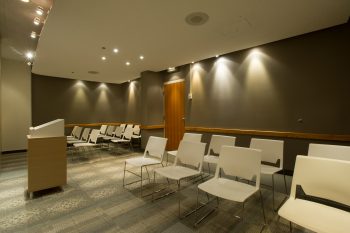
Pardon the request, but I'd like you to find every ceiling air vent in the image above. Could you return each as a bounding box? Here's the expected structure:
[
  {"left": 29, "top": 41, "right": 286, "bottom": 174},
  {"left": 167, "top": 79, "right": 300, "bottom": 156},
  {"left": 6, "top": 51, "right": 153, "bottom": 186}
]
[
  {"left": 185, "top": 12, "right": 209, "bottom": 26},
  {"left": 88, "top": 71, "right": 99, "bottom": 74}
]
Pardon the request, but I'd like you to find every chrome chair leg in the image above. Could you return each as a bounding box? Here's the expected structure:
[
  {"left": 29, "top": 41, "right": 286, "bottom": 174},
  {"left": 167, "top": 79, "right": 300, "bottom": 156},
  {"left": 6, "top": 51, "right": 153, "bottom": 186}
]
[{"left": 259, "top": 190, "right": 267, "bottom": 224}]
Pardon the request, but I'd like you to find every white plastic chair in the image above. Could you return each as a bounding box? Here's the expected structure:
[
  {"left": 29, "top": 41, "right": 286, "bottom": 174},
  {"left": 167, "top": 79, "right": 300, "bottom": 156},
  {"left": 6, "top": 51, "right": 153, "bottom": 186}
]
[
  {"left": 67, "top": 126, "right": 78, "bottom": 140},
  {"left": 123, "top": 136, "right": 167, "bottom": 196},
  {"left": 308, "top": 143, "right": 350, "bottom": 161},
  {"left": 250, "top": 138, "right": 286, "bottom": 211},
  {"left": 196, "top": 146, "right": 265, "bottom": 226},
  {"left": 99, "top": 124, "right": 108, "bottom": 136},
  {"left": 119, "top": 123, "right": 126, "bottom": 132},
  {"left": 203, "top": 135, "right": 236, "bottom": 174},
  {"left": 111, "top": 127, "right": 134, "bottom": 150},
  {"left": 103, "top": 126, "right": 123, "bottom": 141},
  {"left": 153, "top": 140, "right": 206, "bottom": 217},
  {"left": 67, "top": 126, "right": 83, "bottom": 141},
  {"left": 278, "top": 155, "right": 350, "bottom": 233},
  {"left": 73, "top": 129, "right": 101, "bottom": 158},
  {"left": 167, "top": 133, "right": 202, "bottom": 164},
  {"left": 67, "top": 128, "right": 91, "bottom": 145}
]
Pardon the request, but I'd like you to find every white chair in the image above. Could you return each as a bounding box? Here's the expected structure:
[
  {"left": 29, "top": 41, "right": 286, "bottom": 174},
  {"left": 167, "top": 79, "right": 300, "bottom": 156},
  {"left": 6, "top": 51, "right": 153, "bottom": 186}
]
[
  {"left": 308, "top": 143, "right": 350, "bottom": 161},
  {"left": 119, "top": 123, "right": 126, "bottom": 132},
  {"left": 123, "top": 136, "right": 167, "bottom": 196},
  {"left": 250, "top": 138, "right": 287, "bottom": 211},
  {"left": 153, "top": 140, "right": 206, "bottom": 217},
  {"left": 67, "top": 126, "right": 78, "bottom": 140},
  {"left": 166, "top": 133, "right": 202, "bottom": 164},
  {"left": 278, "top": 155, "right": 350, "bottom": 233},
  {"left": 104, "top": 125, "right": 115, "bottom": 137},
  {"left": 203, "top": 135, "right": 236, "bottom": 174},
  {"left": 103, "top": 126, "right": 123, "bottom": 141},
  {"left": 99, "top": 124, "right": 108, "bottom": 135},
  {"left": 196, "top": 146, "right": 265, "bottom": 226},
  {"left": 67, "top": 126, "right": 83, "bottom": 141},
  {"left": 111, "top": 127, "right": 134, "bottom": 150},
  {"left": 73, "top": 129, "right": 101, "bottom": 156},
  {"left": 133, "top": 125, "right": 141, "bottom": 136},
  {"left": 67, "top": 128, "right": 91, "bottom": 145}
]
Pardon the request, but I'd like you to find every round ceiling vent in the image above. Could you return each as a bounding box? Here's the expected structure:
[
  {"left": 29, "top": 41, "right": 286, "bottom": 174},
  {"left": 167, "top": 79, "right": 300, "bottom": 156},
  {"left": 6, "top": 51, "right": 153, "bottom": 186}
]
[
  {"left": 185, "top": 12, "right": 209, "bottom": 26},
  {"left": 88, "top": 71, "right": 99, "bottom": 74}
]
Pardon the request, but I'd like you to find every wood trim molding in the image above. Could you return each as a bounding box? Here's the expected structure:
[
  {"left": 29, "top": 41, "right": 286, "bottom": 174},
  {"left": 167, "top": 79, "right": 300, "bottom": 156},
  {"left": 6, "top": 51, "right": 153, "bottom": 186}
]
[
  {"left": 141, "top": 125, "right": 164, "bottom": 130},
  {"left": 185, "top": 126, "right": 350, "bottom": 142},
  {"left": 65, "top": 122, "right": 139, "bottom": 128}
]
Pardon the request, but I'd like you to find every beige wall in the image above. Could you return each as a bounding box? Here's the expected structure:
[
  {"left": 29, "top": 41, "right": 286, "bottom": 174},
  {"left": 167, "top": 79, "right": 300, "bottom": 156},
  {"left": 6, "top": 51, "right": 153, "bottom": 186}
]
[{"left": 1, "top": 58, "right": 32, "bottom": 151}]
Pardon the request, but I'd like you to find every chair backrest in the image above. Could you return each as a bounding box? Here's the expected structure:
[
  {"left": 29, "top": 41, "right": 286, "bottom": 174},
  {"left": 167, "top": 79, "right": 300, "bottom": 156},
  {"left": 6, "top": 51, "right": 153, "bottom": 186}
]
[
  {"left": 119, "top": 123, "right": 126, "bottom": 132},
  {"left": 74, "top": 126, "right": 83, "bottom": 139},
  {"left": 113, "top": 126, "right": 123, "bottom": 138},
  {"left": 250, "top": 138, "right": 284, "bottom": 169},
  {"left": 81, "top": 128, "right": 91, "bottom": 141},
  {"left": 208, "top": 135, "right": 236, "bottom": 155},
  {"left": 183, "top": 133, "right": 202, "bottom": 142},
  {"left": 308, "top": 143, "right": 350, "bottom": 161},
  {"left": 144, "top": 136, "right": 168, "bottom": 159},
  {"left": 216, "top": 146, "right": 262, "bottom": 189},
  {"left": 290, "top": 155, "right": 350, "bottom": 207},
  {"left": 70, "top": 126, "right": 78, "bottom": 136},
  {"left": 88, "top": 129, "right": 100, "bottom": 144},
  {"left": 100, "top": 125, "right": 108, "bottom": 135},
  {"left": 133, "top": 125, "right": 141, "bottom": 135},
  {"left": 105, "top": 125, "right": 115, "bottom": 136},
  {"left": 122, "top": 127, "right": 133, "bottom": 140},
  {"left": 175, "top": 141, "right": 206, "bottom": 171}
]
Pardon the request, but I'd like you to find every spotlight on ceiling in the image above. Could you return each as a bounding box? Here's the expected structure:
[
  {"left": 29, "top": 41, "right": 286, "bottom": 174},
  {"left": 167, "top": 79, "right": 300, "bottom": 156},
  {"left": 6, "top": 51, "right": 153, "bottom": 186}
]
[
  {"left": 126, "top": 62, "right": 130, "bottom": 66},
  {"left": 167, "top": 67, "right": 176, "bottom": 72},
  {"left": 36, "top": 6, "right": 44, "bottom": 15},
  {"left": 139, "top": 55, "right": 144, "bottom": 60},
  {"left": 26, "top": 52, "right": 34, "bottom": 60},
  {"left": 27, "top": 61, "right": 32, "bottom": 66},
  {"left": 33, "top": 17, "right": 40, "bottom": 25},
  {"left": 30, "top": 31, "right": 37, "bottom": 39},
  {"left": 101, "top": 56, "right": 106, "bottom": 60},
  {"left": 215, "top": 55, "right": 220, "bottom": 58},
  {"left": 113, "top": 48, "right": 119, "bottom": 53},
  {"left": 21, "top": 0, "right": 30, "bottom": 2}
]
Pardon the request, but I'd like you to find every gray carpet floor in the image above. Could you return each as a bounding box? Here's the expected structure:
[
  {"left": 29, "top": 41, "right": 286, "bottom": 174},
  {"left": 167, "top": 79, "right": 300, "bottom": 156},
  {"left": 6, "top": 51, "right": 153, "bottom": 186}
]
[{"left": 0, "top": 148, "right": 313, "bottom": 233}]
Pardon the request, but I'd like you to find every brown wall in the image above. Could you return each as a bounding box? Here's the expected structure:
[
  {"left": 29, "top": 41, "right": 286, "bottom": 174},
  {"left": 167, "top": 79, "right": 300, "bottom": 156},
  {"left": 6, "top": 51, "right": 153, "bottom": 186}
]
[{"left": 32, "top": 75, "right": 125, "bottom": 126}]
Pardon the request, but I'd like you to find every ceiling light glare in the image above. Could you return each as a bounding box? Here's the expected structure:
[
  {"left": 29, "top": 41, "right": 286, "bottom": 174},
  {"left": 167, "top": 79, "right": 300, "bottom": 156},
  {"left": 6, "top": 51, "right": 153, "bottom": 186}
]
[
  {"left": 113, "top": 48, "right": 119, "bottom": 53},
  {"left": 30, "top": 31, "right": 37, "bottom": 39},
  {"left": 33, "top": 17, "right": 40, "bottom": 25},
  {"left": 139, "top": 55, "right": 144, "bottom": 60},
  {"left": 126, "top": 62, "right": 130, "bottom": 66},
  {"left": 27, "top": 61, "right": 32, "bottom": 66},
  {"left": 167, "top": 67, "right": 176, "bottom": 72},
  {"left": 21, "top": 0, "right": 30, "bottom": 2},
  {"left": 215, "top": 55, "right": 219, "bottom": 58},
  {"left": 26, "top": 52, "right": 34, "bottom": 59},
  {"left": 101, "top": 56, "right": 106, "bottom": 60},
  {"left": 36, "top": 6, "right": 44, "bottom": 15}
]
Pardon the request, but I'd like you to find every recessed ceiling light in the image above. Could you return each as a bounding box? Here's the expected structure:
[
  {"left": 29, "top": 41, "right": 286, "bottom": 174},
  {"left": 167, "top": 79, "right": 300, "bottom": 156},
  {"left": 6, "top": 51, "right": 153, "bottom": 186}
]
[
  {"left": 215, "top": 55, "right": 219, "bottom": 58},
  {"left": 27, "top": 61, "right": 32, "bottom": 66},
  {"left": 21, "top": 0, "right": 30, "bottom": 2},
  {"left": 36, "top": 6, "right": 44, "bottom": 15},
  {"left": 26, "top": 52, "right": 34, "bottom": 59},
  {"left": 101, "top": 56, "right": 106, "bottom": 60},
  {"left": 126, "top": 62, "right": 130, "bottom": 66},
  {"left": 33, "top": 17, "right": 40, "bottom": 25},
  {"left": 191, "top": 61, "right": 194, "bottom": 64},
  {"left": 185, "top": 12, "right": 209, "bottom": 26},
  {"left": 128, "top": 80, "right": 131, "bottom": 83},
  {"left": 30, "top": 31, "right": 37, "bottom": 39},
  {"left": 113, "top": 48, "right": 119, "bottom": 53},
  {"left": 139, "top": 55, "right": 144, "bottom": 60}
]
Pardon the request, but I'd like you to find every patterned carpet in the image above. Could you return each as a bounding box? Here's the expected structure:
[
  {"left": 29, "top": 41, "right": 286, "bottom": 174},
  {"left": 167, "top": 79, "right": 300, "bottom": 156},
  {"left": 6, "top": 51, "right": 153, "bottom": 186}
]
[{"left": 0, "top": 148, "right": 313, "bottom": 233}]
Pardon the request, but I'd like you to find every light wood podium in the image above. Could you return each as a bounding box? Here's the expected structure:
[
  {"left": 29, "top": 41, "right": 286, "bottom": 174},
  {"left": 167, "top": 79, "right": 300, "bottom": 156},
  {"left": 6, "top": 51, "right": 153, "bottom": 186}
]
[{"left": 27, "top": 119, "right": 66, "bottom": 197}]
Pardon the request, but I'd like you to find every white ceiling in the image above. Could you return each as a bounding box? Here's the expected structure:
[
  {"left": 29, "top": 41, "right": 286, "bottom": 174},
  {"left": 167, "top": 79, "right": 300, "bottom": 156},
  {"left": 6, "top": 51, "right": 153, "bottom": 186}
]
[
  {"left": 31, "top": 0, "right": 350, "bottom": 84},
  {"left": 0, "top": 0, "right": 53, "bottom": 61}
]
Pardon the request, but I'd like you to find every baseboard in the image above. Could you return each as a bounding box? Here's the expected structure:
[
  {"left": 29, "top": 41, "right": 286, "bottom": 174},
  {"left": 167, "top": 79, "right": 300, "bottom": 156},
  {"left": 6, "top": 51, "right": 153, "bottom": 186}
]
[{"left": 1, "top": 149, "right": 27, "bottom": 154}]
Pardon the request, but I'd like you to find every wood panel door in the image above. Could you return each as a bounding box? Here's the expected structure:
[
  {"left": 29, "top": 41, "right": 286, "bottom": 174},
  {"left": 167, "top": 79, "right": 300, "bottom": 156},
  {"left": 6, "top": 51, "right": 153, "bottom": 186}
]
[{"left": 164, "top": 80, "right": 185, "bottom": 150}]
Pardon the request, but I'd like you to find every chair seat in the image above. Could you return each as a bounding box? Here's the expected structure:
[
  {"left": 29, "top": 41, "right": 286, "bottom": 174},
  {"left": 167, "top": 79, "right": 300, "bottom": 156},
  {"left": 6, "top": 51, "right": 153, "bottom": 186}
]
[
  {"left": 167, "top": 150, "right": 177, "bottom": 157},
  {"left": 204, "top": 155, "right": 219, "bottom": 164},
  {"left": 111, "top": 138, "right": 130, "bottom": 143},
  {"left": 67, "top": 140, "right": 85, "bottom": 145},
  {"left": 132, "top": 135, "right": 141, "bottom": 139},
  {"left": 67, "top": 136, "right": 74, "bottom": 139},
  {"left": 73, "top": 142, "right": 97, "bottom": 147},
  {"left": 126, "top": 157, "right": 161, "bottom": 167},
  {"left": 154, "top": 166, "right": 200, "bottom": 181},
  {"left": 278, "top": 198, "right": 350, "bottom": 233},
  {"left": 261, "top": 164, "right": 282, "bottom": 175},
  {"left": 198, "top": 178, "right": 258, "bottom": 203},
  {"left": 102, "top": 136, "right": 115, "bottom": 140}
]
